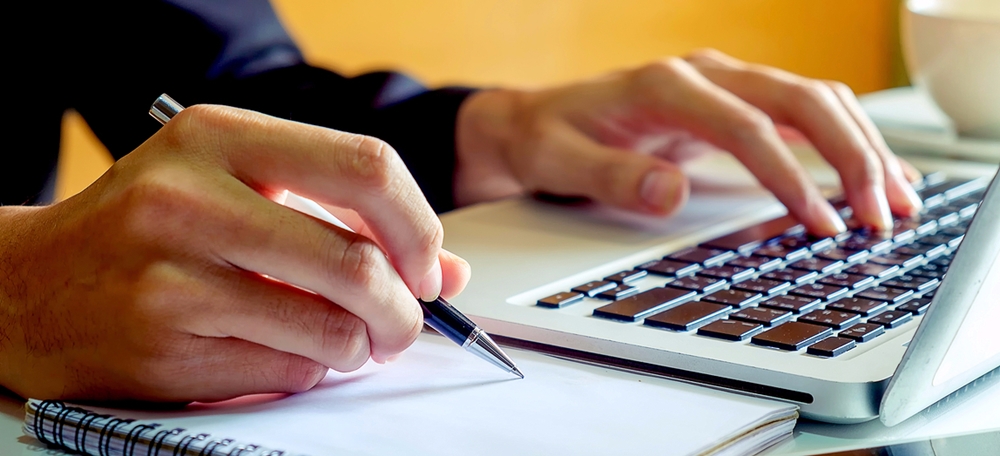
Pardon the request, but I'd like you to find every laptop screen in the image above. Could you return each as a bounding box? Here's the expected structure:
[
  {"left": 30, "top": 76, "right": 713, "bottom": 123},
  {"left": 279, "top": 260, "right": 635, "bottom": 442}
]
[{"left": 881, "top": 169, "right": 1000, "bottom": 426}]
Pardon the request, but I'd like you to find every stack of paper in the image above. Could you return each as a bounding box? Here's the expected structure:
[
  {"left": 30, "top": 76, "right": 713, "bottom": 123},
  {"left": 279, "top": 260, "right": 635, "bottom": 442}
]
[{"left": 26, "top": 334, "right": 797, "bottom": 455}]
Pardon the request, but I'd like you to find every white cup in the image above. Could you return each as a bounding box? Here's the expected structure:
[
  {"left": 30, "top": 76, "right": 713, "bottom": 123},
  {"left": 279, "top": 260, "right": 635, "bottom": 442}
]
[{"left": 902, "top": 0, "right": 1000, "bottom": 139}]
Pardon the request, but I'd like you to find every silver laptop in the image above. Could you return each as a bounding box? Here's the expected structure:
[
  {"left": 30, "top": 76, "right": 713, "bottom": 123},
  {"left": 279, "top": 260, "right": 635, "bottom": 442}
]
[{"left": 442, "top": 154, "right": 999, "bottom": 425}]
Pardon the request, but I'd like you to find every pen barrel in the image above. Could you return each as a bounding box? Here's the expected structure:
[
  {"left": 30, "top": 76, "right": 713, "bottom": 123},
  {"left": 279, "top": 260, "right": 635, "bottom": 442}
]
[{"left": 419, "top": 299, "right": 477, "bottom": 346}]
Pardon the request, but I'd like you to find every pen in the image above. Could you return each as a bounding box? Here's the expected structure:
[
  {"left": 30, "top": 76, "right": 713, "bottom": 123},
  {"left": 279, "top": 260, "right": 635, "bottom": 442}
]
[{"left": 149, "top": 94, "right": 523, "bottom": 379}]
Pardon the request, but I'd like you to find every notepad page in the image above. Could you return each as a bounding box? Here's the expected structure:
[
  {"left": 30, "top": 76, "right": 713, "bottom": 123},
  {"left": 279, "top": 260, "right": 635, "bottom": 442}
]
[{"left": 64, "top": 334, "right": 797, "bottom": 456}]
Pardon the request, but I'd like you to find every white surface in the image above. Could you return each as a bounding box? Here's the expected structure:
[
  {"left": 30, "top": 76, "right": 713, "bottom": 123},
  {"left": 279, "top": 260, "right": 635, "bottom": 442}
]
[
  {"left": 13, "top": 334, "right": 795, "bottom": 456},
  {"left": 859, "top": 87, "right": 1000, "bottom": 161},
  {"left": 770, "top": 366, "right": 1000, "bottom": 455},
  {"left": 4, "top": 336, "right": 1000, "bottom": 456}
]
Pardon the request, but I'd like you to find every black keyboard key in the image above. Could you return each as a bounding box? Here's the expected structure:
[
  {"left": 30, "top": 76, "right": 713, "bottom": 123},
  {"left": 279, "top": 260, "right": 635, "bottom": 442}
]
[
  {"left": 537, "top": 291, "right": 585, "bottom": 308},
  {"left": 895, "top": 243, "right": 948, "bottom": 260},
  {"left": 593, "top": 287, "right": 696, "bottom": 321},
  {"left": 733, "top": 278, "right": 792, "bottom": 296},
  {"left": 754, "top": 244, "right": 810, "bottom": 261},
  {"left": 869, "top": 253, "right": 922, "bottom": 268},
  {"left": 819, "top": 272, "right": 875, "bottom": 289},
  {"left": 751, "top": 322, "right": 832, "bottom": 351},
  {"left": 788, "top": 283, "right": 849, "bottom": 302},
  {"left": 910, "top": 263, "right": 947, "bottom": 280},
  {"left": 919, "top": 233, "right": 964, "bottom": 249},
  {"left": 899, "top": 217, "right": 939, "bottom": 236},
  {"left": 798, "top": 309, "right": 862, "bottom": 329},
  {"left": 701, "top": 289, "right": 762, "bottom": 308},
  {"left": 788, "top": 257, "right": 844, "bottom": 274},
  {"left": 778, "top": 234, "right": 835, "bottom": 253},
  {"left": 816, "top": 248, "right": 869, "bottom": 264},
  {"left": 729, "top": 307, "right": 793, "bottom": 327},
  {"left": 807, "top": 337, "right": 856, "bottom": 357},
  {"left": 897, "top": 298, "right": 932, "bottom": 315},
  {"left": 881, "top": 274, "right": 940, "bottom": 291},
  {"left": 762, "top": 269, "right": 819, "bottom": 285},
  {"left": 839, "top": 323, "right": 885, "bottom": 342},
  {"left": 637, "top": 259, "right": 701, "bottom": 277},
  {"left": 890, "top": 221, "right": 917, "bottom": 243},
  {"left": 698, "top": 265, "right": 755, "bottom": 283},
  {"left": 841, "top": 234, "right": 893, "bottom": 254},
  {"left": 667, "top": 276, "right": 727, "bottom": 294},
  {"left": 604, "top": 269, "right": 648, "bottom": 284},
  {"left": 572, "top": 280, "right": 617, "bottom": 298},
  {"left": 667, "top": 247, "right": 736, "bottom": 267},
  {"left": 728, "top": 255, "right": 783, "bottom": 273},
  {"left": 644, "top": 301, "right": 730, "bottom": 331},
  {"left": 596, "top": 284, "right": 641, "bottom": 300},
  {"left": 701, "top": 216, "right": 800, "bottom": 255},
  {"left": 698, "top": 320, "right": 764, "bottom": 341},
  {"left": 759, "top": 295, "right": 821, "bottom": 314},
  {"left": 826, "top": 297, "right": 889, "bottom": 316},
  {"left": 932, "top": 256, "right": 953, "bottom": 267},
  {"left": 857, "top": 286, "right": 914, "bottom": 303},
  {"left": 868, "top": 310, "right": 914, "bottom": 328},
  {"left": 844, "top": 263, "right": 899, "bottom": 278}
]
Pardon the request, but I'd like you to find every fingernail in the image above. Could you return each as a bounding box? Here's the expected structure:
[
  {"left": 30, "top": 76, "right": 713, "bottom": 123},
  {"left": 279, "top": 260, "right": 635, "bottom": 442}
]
[
  {"left": 874, "top": 188, "right": 893, "bottom": 231},
  {"left": 419, "top": 258, "right": 443, "bottom": 302},
  {"left": 640, "top": 170, "right": 680, "bottom": 212},
  {"left": 385, "top": 354, "right": 401, "bottom": 363},
  {"left": 902, "top": 180, "right": 924, "bottom": 214},
  {"left": 819, "top": 201, "right": 848, "bottom": 234}
]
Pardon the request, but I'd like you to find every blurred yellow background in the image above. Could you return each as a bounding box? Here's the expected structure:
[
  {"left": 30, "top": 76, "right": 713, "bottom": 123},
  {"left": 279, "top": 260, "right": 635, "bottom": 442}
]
[{"left": 57, "top": 0, "right": 902, "bottom": 200}]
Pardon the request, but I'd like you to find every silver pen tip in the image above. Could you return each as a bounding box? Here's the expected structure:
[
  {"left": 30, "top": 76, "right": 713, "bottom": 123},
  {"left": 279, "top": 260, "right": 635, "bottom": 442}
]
[{"left": 513, "top": 367, "right": 524, "bottom": 379}]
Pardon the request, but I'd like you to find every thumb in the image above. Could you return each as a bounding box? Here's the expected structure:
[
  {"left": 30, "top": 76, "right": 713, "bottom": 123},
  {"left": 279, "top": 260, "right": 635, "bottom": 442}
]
[{"left": 530, "top": 125, "right": 690, "bottom": 215}]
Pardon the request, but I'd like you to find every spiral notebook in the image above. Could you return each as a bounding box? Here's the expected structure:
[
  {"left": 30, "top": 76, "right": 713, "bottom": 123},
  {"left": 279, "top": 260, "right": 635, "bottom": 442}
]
[{"left": 22, "top": 334, "right": 797, "bottom": 456}]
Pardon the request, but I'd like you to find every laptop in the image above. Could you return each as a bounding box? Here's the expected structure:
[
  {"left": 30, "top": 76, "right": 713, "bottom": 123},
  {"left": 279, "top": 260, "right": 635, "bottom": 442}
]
[{"left": 441, "top": 152, "right": 999, "bottom": 425}]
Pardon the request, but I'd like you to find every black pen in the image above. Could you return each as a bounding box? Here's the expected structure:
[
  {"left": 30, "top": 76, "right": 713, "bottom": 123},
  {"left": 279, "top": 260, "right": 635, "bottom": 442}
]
[{"left": 149, "top": 94, "right": 523, "bottom": 379}]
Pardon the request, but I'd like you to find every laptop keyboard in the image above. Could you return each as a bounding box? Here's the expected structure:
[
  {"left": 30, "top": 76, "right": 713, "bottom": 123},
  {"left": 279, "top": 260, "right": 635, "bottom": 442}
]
[{"left": 535, "top": 173, "right": 988, "bottom": 358}]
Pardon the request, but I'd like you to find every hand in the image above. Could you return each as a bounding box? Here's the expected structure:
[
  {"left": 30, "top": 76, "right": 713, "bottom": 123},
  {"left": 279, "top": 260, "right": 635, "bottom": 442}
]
[
  {"left": 455, "top": 49, "right": 923, "bottom": 236},
  {"left": 0, "top": 105, "right": 470, "bottom": 402}
]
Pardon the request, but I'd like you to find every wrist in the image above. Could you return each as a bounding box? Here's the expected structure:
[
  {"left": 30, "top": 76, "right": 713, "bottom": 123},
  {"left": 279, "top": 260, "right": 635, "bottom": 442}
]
[
  {"left": 454, "top": 88, "right": 528, "bottom": 207},
  {"left": 0, "top": 205, "right": 47, "bottom": 395}
]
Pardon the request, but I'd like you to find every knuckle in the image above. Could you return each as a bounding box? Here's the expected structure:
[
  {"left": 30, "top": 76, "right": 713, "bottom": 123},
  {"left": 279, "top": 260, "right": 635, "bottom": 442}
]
[
  {"left": 118, "top": 167, "right": 205, "bottom": 239},
  {"left": 825, "top": 80, "right": 852, "bottom": 95},
  {"left": 633, "top": 57, "right": 690, "bottom": 86},
  {"left": 792, "top": 80, "right": 836, "bottom": 106},
  {"left": 853, "top": 151, "right": 886, "bottom": 186},
  {"left": 319, "top": 310, "right": 370, "bottom": 372},
  {"left": 685, "top": 48, "right": 727, "bottom": 63},
  {"left": 339, "top": 134, "right": 398, "bottom": 193},
  {"left": 732, "top": 108, "right": 776, "bottom": 142},
  {"left": 281, "top": 357, "right": 328, "bottom": 392},
  {"left": 335, "top": 234, "right": 386, "bottom": 292}
]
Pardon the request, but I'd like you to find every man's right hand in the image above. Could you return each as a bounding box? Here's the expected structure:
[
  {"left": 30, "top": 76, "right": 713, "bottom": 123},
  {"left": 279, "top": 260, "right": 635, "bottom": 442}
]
[{"left": 0, "top": 105, "right": 470, "bottom": 402}]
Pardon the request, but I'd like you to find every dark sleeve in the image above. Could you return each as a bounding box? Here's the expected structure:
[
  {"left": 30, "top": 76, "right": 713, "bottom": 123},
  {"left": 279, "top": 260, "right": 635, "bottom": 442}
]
[{"left": 62, "top": 0, "right": 475, "bottom": 213}]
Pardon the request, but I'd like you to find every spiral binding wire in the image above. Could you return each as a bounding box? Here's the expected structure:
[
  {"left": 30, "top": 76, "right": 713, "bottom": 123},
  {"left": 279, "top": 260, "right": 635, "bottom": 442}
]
[{"left": 24, "top": 400, "right": 301, "bottom": 456}]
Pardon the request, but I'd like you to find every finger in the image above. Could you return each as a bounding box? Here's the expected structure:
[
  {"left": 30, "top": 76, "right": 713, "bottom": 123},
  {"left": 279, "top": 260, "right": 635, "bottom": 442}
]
[
  {"left": 166, "top": 105, "right": 443, "bottom": 301},
  {"left": 684, "top": 50, "right": 900, "bottom": 229},
  {"left": 825, "top": 81, "right": 923, "bottom": 216},
  {"left": 185, "top": 266, "right": 374, "bottom": 372},
  {"left": 897, "top": 157, "right": 923, "bottom": 184},
  {"left": 178, "top": 175, "right": 424, "bottom": 363},
  {"left": 141, "top": 337, "right": 328, "bottom": 402},
  {"left": 628, "top": 58, "right": 846, "bottom": 235},
  {"left": 440, "top": 249, "right": 472, "bottom": 300},
  {"left": 520, "top": 119, "right": 690, "bottom": 215}
]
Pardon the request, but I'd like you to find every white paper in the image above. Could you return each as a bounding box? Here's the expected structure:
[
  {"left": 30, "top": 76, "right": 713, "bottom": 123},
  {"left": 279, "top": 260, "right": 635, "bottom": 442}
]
[{"left": 76, "top": 334, "right": 795, "bottom": 456}]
